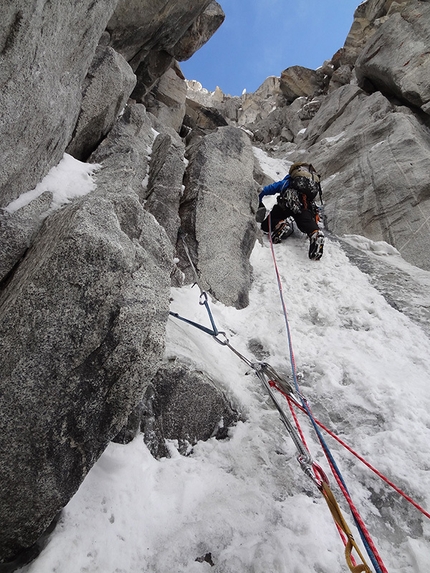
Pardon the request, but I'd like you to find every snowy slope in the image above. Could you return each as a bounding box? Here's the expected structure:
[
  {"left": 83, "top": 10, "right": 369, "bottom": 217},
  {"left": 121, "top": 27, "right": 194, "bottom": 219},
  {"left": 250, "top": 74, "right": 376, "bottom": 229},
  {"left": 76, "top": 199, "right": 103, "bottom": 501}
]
[{"left": 17, "top": 152, "right": 430, "bottom": 573}]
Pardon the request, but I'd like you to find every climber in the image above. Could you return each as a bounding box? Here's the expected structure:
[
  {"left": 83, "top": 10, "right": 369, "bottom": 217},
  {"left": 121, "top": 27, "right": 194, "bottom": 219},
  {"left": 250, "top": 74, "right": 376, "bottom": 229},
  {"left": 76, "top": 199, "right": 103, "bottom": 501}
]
[{"left": 256, "top": 162, "right": 325, "bottom": 260}]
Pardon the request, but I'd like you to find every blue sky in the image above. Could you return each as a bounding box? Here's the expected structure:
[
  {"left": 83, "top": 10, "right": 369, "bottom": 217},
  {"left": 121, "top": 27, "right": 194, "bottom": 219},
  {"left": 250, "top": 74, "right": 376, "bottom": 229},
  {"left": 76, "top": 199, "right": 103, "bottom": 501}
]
[{"left": 181, "top": 0, "right": 361, "bottom": 96}]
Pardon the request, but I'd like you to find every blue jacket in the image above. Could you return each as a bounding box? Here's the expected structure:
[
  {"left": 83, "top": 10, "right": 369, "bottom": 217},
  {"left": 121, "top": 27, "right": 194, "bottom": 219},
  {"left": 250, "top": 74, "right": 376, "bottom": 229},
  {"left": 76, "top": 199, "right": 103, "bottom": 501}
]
[{"left": 259, "top": 174, "right": 290, "bottom": 202}]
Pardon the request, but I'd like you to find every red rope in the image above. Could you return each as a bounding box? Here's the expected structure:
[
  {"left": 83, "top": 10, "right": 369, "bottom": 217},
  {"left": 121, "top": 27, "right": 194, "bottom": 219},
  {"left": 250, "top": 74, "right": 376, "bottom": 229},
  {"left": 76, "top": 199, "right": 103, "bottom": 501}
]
[{"left": 272, "top": 383, "right": 430, "bottom": 521}]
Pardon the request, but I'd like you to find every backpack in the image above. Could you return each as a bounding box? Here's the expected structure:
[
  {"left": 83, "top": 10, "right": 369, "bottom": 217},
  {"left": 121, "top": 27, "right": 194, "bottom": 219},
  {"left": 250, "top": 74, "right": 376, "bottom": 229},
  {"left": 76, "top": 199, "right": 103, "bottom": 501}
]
[
  {"left": 288, "top": 162, "right": 322, "bottom": 202},
  {"left": 289, "top": 162, "right": 320, "bottom": 182}
]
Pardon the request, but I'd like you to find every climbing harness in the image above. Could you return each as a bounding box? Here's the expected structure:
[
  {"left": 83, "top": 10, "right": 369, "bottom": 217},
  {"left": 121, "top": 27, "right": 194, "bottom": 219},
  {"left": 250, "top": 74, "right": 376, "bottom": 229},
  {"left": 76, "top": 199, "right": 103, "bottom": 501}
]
[{"left": 170, "top": 232, "right": 429, "bottom": 572}]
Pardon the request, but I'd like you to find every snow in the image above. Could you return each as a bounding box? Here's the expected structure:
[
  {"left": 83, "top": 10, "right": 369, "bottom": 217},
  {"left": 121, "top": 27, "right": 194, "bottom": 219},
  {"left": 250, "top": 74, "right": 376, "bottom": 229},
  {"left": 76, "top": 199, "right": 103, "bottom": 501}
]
[
  {"left": 252, "top": 146, "right": 292, "bottom": 181},
  {"left": 3, "top": 154, "right": 100, "bottom": 214},
  {"left": 322, "top": 132, "right": 346, "bottom": 144},
  {"left": 344, "top": 234, "right": 400, "bottom": 257},
  {"left": 17, "top": 152, "right": 430, "bottom": 573},
  {"left": 370, "top": 141, "right": 387, "bottom": 152}
]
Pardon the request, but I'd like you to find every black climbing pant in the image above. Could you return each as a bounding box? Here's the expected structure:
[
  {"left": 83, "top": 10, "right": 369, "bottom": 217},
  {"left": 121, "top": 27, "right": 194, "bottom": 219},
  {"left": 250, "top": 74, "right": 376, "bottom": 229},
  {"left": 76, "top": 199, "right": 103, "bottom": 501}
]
[{"left": 261, "top": 203, "right": 319, "bottom": 237}]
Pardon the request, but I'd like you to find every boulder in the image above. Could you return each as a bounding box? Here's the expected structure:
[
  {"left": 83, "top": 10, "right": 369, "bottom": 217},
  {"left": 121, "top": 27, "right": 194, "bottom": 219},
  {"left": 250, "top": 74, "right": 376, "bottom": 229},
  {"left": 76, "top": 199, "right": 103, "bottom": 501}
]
[
  {"left": 179, "top": 126, "right": 258, "bottom": 309},
  {"left": 355, "top": 3, "right": 430, "bottom": 113},
  {"left": 0, "top": 0, "right": 118, "bottom": 208},
  {"left": 0, "top": 103, "right": 173, "bottom": 562},
  {"left": 280, "top": 66, "right": 326, "bottom": 103},
  {"left": 66, "top": 46, "right": 137, "bottom": 161},
  {"left": 141, "top": 361, "right": 241, "bottom": 458}
]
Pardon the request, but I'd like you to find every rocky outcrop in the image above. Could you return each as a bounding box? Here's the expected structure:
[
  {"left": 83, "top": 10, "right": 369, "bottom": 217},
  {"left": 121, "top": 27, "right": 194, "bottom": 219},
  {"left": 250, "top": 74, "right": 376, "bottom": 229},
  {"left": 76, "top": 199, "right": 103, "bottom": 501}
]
[
  {"left": 179, "top": 126, "right": 258, "bottom": 309},
  {"left": 233, "top": 76, "right": 279, "bottom": 125},
  {"left": 172, "top": 1, "right": 225, "bottom": 61},
  {"left": 66, "top": 46, "right": 137, "bottom": 161},
  {"left": 141, "top": 361, "right": 241, "bottom": 458},
  {"left": 0, "top": 0, "right": 118, "bottom": 208},
  {"left": 0, "top": 102, "right": 174, "bottom": 561},
  {"left": 295, "top": 87, "right": 430, "bottom": 269},
  {"left": 106, "top": 0, "right": 224, "bottom": 100},
  {"left": 355, "top": 2, "right": 430, "bottom": 114},
  {"left": 185, "top": 76, "right": 282, "bottom": 127},
  {"left": 340, "top": 0, "right": 388, "bottom": 66},
  {"left": 246, "top": 0, "right": 430, "bottom": 272},
  {"left": 0, "top": 0, "right": 224, "bottom": 206}
]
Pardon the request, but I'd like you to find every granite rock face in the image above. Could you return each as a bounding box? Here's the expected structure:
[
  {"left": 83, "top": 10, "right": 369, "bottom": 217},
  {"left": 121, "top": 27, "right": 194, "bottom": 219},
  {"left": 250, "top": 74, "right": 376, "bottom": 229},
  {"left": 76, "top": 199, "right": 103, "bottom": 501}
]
[
  {"left": 0, "top": 189, "right": 172, "bottom": 562},
  {"left": 179, "top": 126, "right": 258, "bottom": 309},
  {"left": 0, "top": 0, "right": 118, "bottom": 208},
  {"left": 0, "top": 101, "right": 174, "bottom": 562},
  {"left": 355, "top": 2, "right": 430, "bottom": 114},
  {"left": 298, "top": 88, "right": 430, "bottom": 269}
]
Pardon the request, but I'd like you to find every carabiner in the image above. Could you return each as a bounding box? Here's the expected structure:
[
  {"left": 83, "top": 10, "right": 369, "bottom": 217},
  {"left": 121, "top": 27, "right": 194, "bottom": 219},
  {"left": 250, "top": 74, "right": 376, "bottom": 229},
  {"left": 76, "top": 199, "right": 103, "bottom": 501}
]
[{"left": 214, "top": 331, "right": 230, "bottom": 346}]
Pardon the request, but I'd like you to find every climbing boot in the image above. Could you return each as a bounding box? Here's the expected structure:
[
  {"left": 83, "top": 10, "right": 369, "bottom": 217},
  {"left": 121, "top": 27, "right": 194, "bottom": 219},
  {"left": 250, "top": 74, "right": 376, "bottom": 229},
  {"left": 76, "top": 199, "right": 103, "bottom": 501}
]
[
  {"left": 271, "top": 219, "right": 294, "bottom": 244},
  {"left": 308, "top": 230, "right": 324, "bottom": 260}
]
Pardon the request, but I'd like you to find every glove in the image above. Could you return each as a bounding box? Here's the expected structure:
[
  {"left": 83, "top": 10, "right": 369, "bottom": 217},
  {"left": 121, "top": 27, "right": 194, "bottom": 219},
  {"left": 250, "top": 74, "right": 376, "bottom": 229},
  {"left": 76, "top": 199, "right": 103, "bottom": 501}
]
[{"left": 255, "top": 202, "right": 267, "bottom": 223}]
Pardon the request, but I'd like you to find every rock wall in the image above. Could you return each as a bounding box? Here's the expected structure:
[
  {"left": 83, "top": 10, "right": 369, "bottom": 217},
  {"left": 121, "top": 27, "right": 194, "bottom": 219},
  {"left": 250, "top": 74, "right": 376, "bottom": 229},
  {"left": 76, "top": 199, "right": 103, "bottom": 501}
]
[
  {"left": 0, "top": 0, "right": 118, "bottom": 208},
  {"left": 302, "top": 0, "right": 430, "bottom": 271}
]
